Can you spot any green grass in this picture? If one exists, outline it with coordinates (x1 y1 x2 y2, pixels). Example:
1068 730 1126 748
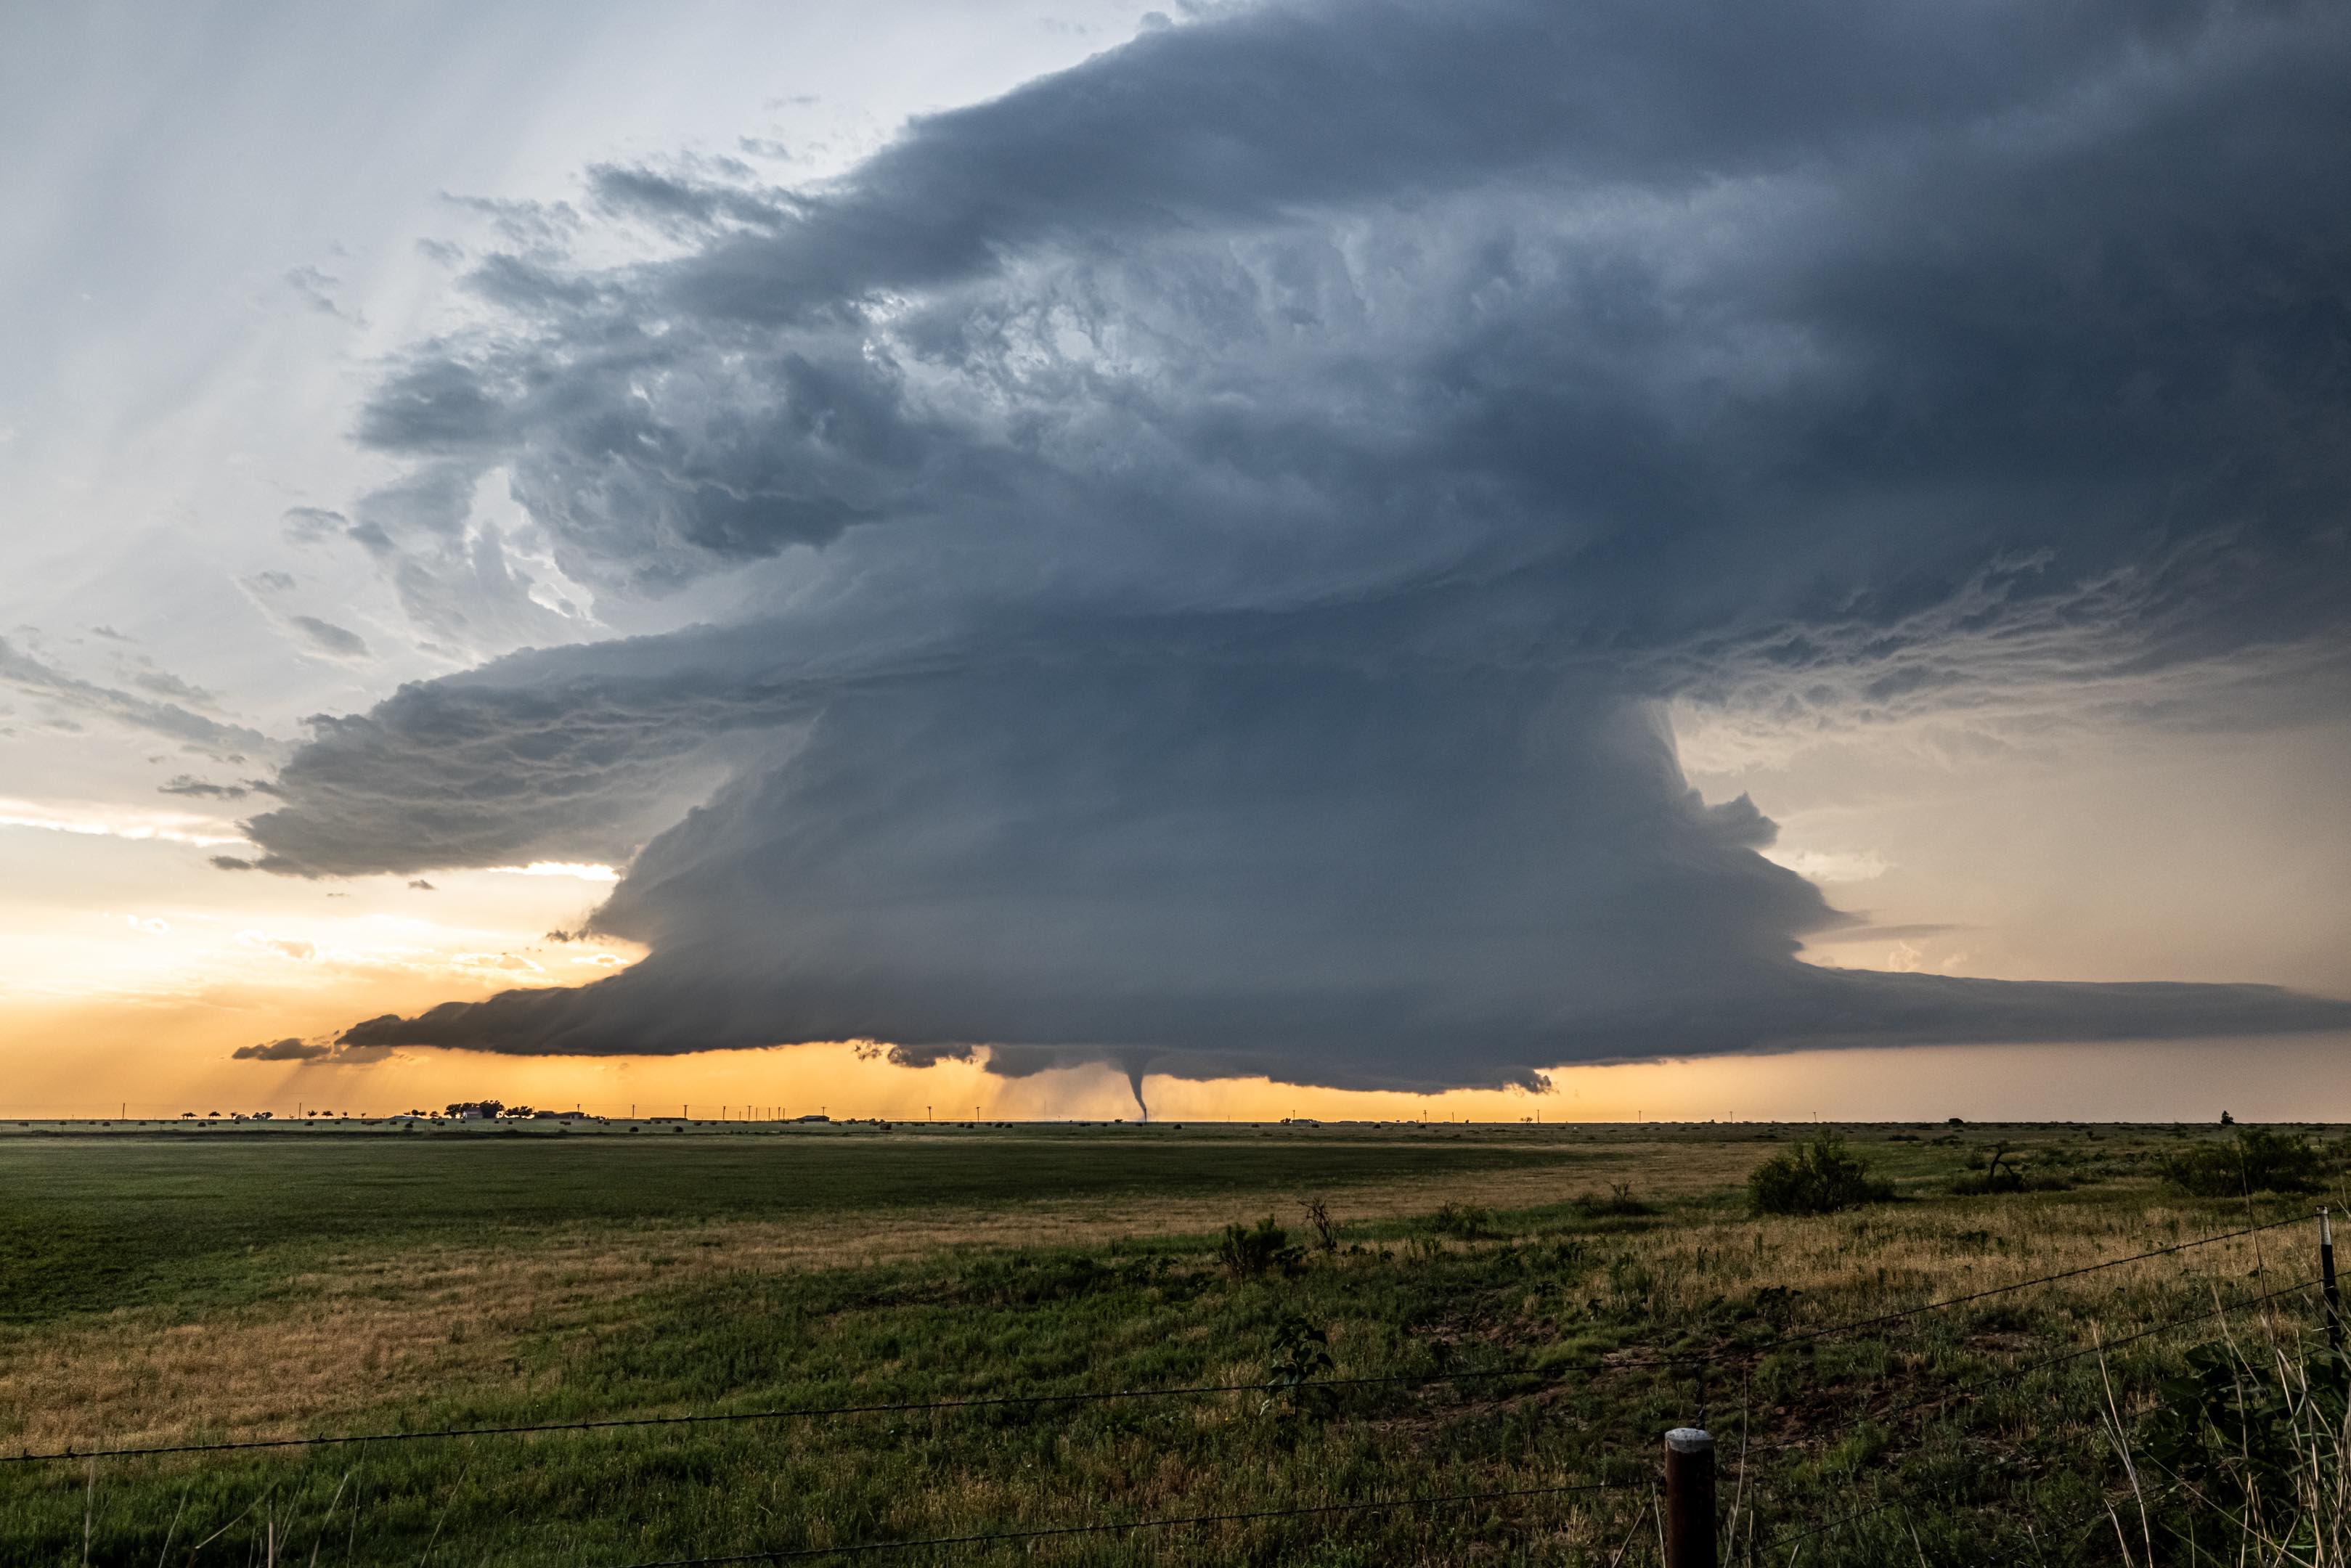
0 1129 1590 1324
0 1122 2339 1564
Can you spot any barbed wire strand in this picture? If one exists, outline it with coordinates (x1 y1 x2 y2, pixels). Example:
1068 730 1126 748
606 1477 1637 1567
9 1353 1701 1466
1761 1212 2303 1355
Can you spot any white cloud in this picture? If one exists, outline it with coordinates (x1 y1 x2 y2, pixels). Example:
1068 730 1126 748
0 797 248 849
488 862 622 883
236 931 319 960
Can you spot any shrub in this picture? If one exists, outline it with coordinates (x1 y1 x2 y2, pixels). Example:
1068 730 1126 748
1748 1134 1894 1215
1572 1182 1655 1217
1948 1140 2075 1196
1428 1201 1494 1238
1218 1215 1302 1278
1301 1197 1342 1251
2162 1128 2323 1197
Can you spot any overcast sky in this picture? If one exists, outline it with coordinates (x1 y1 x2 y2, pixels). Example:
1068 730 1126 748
5 0 2348 1121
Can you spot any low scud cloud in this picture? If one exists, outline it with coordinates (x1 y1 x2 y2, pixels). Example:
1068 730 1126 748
232 1037 327 1061
241 0 2351 1090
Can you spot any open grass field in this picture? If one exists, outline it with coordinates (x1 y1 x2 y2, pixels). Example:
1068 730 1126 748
2 1120 2342 1564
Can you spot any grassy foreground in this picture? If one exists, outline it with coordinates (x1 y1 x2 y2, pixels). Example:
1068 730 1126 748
0 1120 2338 1564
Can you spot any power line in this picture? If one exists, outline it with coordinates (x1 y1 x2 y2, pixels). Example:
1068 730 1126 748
608 1477 1637 1566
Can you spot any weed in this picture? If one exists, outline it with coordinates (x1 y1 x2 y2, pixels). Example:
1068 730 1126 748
1261 1313 1337 1423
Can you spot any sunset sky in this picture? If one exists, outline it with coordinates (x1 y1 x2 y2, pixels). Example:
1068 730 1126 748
4 0 2348 1123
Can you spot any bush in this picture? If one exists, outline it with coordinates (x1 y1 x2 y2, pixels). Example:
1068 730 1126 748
1948 1140 2074 1196
1748 1134 1894 1215
1427 1201 1494 1238
2163 1128 2323 1197
1572 1182 1655 1217
1218 1215 1303 1278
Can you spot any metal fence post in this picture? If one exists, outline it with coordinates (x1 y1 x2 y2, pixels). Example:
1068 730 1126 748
2323 1206 2341 1357
1665 1426 1716 1568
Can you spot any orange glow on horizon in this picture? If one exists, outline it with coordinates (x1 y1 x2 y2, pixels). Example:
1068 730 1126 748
11 1021 2351 1127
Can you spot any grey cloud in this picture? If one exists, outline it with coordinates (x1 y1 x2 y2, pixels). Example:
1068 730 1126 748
284 264 357 322
281 503 404 566
160 774 251 800
232 1037 330 1061
327 634 2351 1082
438 192 582 253
0 635 273 759
282 506 349 544
256 0 2351 1086
125 663 221 705
351 461 480 535
236 638 831 875
586 162 789 234
328 463 592 660
230 1034 388 1065
288 616 370 660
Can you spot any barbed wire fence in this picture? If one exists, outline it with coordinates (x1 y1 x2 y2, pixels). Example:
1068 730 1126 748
7 1208 2338 1565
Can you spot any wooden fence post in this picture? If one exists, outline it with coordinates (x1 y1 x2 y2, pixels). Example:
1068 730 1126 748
2323 1206 2341 1357
1664 1426 1716 1568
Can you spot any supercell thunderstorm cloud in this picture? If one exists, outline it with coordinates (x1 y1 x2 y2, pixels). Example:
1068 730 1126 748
235 0 2351 1091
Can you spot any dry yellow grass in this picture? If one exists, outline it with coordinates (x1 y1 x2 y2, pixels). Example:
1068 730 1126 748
0 1144 1746 1453
3 1135 2305 1461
